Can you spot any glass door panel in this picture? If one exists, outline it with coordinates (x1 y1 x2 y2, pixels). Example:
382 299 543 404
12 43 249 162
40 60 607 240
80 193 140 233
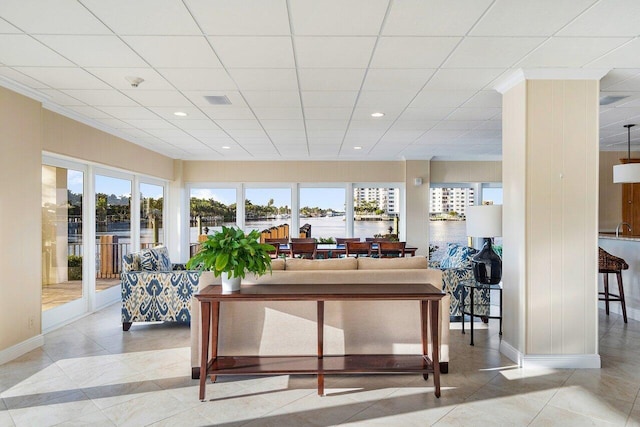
95 175 131 292
140 182 164 249
41 166 84 311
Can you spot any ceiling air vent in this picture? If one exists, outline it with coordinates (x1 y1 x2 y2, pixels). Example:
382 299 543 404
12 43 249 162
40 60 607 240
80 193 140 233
204 95 232 105
599 95 628 106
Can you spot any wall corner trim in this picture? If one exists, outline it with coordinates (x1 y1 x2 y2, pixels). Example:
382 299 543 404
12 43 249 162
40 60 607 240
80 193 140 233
494 68 611 94
0 334 45 365
522 354 601 369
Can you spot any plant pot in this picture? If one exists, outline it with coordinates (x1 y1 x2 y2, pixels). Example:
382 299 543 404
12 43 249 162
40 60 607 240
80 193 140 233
221 272 241 293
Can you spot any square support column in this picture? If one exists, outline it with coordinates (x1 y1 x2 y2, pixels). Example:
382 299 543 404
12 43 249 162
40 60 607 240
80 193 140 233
496 69 607 368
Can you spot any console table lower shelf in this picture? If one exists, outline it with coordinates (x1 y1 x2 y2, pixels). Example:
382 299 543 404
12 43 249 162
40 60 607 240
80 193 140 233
196 283 444 400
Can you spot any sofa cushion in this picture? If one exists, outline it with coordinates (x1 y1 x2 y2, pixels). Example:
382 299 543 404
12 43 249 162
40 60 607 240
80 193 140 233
357 256 427 270
140 246 172 271
439 243 477 269
271 258 285 270
285 257 357 271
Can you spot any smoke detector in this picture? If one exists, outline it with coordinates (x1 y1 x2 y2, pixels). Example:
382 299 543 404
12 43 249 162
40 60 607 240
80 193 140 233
125 76 144 88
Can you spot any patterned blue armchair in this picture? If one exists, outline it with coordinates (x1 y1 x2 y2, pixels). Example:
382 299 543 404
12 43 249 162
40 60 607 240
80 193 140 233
121 246 200 331
429 243 489 317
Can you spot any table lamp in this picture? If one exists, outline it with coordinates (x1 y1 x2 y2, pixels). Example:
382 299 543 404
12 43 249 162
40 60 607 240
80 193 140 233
466 204 502 284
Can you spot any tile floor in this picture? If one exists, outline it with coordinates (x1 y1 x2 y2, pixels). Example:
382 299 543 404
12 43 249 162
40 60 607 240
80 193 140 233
1 305 639 426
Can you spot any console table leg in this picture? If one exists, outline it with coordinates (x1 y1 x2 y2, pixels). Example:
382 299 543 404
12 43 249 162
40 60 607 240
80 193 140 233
430 299 441 398
318 301 324 396
199 301 211 401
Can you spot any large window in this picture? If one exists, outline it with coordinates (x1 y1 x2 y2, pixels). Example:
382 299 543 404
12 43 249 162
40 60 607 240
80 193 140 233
41 165 84 311
189 187 237 243
429 186 475 260
353 186 400 240
140 182 164 248
95 174 131 291
244 187 291 235
299 187 346 240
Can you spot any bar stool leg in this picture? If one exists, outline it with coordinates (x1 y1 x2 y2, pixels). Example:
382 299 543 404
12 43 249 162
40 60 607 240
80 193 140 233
616 271 628 323
603 273 610 315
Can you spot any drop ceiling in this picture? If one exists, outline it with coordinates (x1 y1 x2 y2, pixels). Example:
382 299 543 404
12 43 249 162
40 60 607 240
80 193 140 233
1 0 640 161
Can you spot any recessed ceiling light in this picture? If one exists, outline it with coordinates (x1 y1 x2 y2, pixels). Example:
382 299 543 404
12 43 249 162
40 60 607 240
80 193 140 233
222 146 231 149
173 111 188 117
371 112 385 118
354 146 362 150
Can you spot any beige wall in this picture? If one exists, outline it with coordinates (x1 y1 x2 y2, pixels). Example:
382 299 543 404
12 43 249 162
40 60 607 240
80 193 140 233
183 160 405 183
0 87 43 351
405 161 430 254
43 110 174 181
502 79 599 362
430 161 502 183
599 151 625 231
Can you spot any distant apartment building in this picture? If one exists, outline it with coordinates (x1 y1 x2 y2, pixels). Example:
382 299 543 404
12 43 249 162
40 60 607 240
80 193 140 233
354 187 399 215
430 187 475 216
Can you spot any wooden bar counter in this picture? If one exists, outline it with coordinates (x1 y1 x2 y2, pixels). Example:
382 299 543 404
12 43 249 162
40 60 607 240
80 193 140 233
196 283 445 400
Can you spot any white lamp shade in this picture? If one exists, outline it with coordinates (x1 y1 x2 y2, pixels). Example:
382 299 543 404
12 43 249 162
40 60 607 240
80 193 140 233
613 163 640 183
466 205 502 237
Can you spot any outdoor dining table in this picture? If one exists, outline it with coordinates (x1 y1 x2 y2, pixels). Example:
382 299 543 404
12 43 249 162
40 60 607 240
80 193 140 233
279 243 418 258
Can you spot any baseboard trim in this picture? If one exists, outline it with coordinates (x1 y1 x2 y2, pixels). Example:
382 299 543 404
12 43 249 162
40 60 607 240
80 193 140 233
0 334 44 365
499 341 600 369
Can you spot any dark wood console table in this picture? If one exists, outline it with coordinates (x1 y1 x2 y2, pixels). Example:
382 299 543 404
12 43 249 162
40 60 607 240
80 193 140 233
196 283 444 400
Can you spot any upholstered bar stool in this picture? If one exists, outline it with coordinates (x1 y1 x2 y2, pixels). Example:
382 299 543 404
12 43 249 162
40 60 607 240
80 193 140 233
598 247 628 323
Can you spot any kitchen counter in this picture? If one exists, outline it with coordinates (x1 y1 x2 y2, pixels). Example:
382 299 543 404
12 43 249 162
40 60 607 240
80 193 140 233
598 232 640 242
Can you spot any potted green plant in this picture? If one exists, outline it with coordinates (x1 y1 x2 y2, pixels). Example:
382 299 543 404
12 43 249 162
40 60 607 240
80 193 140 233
186 226 274 293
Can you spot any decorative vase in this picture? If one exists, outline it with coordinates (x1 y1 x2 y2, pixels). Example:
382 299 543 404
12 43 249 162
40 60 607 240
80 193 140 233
472 238 502 284
221 272 241 293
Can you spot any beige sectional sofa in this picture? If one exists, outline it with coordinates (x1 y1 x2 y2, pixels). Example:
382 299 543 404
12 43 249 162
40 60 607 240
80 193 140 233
190 256 450 378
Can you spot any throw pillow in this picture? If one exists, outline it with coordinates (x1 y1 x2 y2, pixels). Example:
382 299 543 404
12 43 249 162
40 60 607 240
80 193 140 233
439 243 477 269
140 246 172 271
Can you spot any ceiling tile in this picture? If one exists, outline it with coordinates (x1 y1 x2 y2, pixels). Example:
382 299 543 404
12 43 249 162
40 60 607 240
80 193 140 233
294 37 377 68
462 90 502 108
15 67 111 89
86 67 174 90
390 120 438 131
351 107 402 121
0 18 21 33
227 68 298 91
96 106 160 119
35 35 147 67
289 0 388 36
447 107 501 121
424 68 505 91
38 89 86 105
185 0 290 35
517 37 631 68
307 130 346 139
0 0 110 34
601 69 640 90
305 120 349 131
170 119 220 130
383 0 493 36
433 120 485 130
242 91 301 108
298 68 366 91
371 37 461 68
304 107 353 120
226 129 267 138
356 91 419 108
94 118 135 129
183 91 246 107
215 119 263 130
65 105 112 118
124 36 222 68
558 0 640 37
301 91 358 108
260 120 305 130
400 107 455 121
209 36 294 68
202 106 255 120
444 37 544 68
267 130 307 139
470 0 595 36
0 67 50 88
587 39 640 68
0 35 73 66
362 69 436 91
120 90 193 107
61 90 138 106
149 107 210 121
253 107 303 120
82 0 201 35
411 90 476 108
123 119 175 129
348 119 393 130
187 129 230 139
158 68 236 91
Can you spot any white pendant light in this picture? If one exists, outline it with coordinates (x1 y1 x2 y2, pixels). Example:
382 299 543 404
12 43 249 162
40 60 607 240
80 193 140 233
613 124 640 183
